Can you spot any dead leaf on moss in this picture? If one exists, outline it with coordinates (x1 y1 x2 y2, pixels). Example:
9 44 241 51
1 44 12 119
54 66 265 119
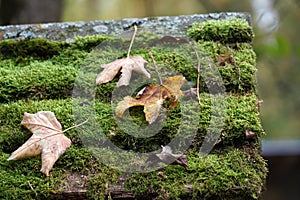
7 111 71 176
216 53 236 66
155 146 188 170
115 75 186 124
245 130 256 139
96 55 151 87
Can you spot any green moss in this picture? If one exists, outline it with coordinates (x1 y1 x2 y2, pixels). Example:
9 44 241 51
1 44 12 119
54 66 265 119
86 167 121 200
125 148 267 200
0 39 65 60
0 35 257 103
0 148 120 199
0 36 110 103
0 93 264 155
187 18 254 43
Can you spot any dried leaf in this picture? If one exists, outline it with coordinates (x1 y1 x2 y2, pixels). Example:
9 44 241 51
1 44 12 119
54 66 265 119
115 75 186 124
183 88 197 99
96 55 151 87
216 53 236 66
245 130 256 139
155 146 188 170
7 111 71 176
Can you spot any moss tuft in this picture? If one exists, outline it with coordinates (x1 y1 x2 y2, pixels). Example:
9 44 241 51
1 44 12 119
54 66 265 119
0 39 64 60
187 18 254 43
126 148 267 200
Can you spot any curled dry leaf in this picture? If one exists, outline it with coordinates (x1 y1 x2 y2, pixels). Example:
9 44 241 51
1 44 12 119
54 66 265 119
96 55 151 87
216 53 236 66
7 111 71 176
115 75 186 124
245 130 256 139
155 146 188 170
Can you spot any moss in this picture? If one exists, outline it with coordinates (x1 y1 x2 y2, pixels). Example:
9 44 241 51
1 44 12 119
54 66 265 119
86 167 121 200
0 36 257 103
125 148 267 200
187 18 254 43
0 148 120 200
0 39 65 60
0 36 110 103
0 93 264 155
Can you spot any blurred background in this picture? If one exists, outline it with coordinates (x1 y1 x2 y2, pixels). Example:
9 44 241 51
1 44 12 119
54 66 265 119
0 0 299 199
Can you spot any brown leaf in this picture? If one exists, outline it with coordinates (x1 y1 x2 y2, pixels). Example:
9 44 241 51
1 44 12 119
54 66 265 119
216 53 236 66
96 55 151 87
115 75 186 124
7 111 71 176
155 146 188 170
245 130 256 139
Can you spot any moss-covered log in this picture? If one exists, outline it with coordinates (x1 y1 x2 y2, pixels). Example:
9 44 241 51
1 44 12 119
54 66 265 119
0 13 267 199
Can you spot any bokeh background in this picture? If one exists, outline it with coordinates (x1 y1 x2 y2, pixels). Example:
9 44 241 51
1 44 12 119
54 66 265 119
0 0 299 199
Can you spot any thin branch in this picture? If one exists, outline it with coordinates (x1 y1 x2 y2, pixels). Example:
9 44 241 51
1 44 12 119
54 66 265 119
28 181 35 191
127 25 138 58
191 43 201 104
149 51 163 85
28 181 37 196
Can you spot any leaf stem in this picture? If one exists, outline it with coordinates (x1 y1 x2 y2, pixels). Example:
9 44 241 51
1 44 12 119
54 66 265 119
191 43 201 104
149 52 163 85
127 25 138 58
62 118 89 133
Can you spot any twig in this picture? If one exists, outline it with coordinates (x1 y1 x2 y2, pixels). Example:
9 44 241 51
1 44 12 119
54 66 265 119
191 43 201 104
127 25 138 58
28 181 37 196
28 181 34 191
149 52 163 85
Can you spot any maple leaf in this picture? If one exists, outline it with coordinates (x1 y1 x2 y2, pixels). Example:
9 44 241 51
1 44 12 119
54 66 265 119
115 75 186 124
96 25 151 87
96 55 151 87
7 111 71 176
